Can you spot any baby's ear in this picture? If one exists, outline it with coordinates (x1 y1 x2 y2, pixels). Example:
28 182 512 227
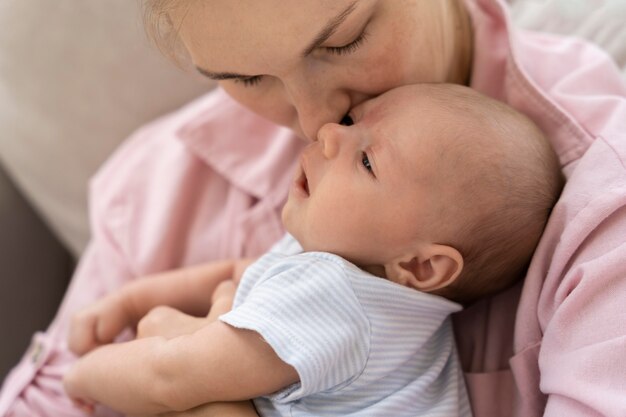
384 244 463 292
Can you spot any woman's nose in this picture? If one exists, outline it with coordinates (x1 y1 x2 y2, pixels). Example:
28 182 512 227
340 114 354 126
298 99 349 142
317 123 343 159
283 78 350 141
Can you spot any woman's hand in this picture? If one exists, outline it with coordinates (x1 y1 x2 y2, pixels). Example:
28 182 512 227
67 257 254 355
68 291 134 356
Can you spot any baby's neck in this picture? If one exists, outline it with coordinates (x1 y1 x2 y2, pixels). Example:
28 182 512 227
298 243 388 279
360 264 388 279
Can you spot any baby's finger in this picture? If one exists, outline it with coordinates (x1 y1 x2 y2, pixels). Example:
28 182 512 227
211 280 236 304
206 300 232 322
233 258 256 284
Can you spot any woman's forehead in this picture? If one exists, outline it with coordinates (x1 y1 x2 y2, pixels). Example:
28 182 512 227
176 0 362 71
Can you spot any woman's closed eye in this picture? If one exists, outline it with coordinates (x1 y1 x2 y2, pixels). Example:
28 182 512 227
234 76 263 87
233 25 370 88
326 31 368 56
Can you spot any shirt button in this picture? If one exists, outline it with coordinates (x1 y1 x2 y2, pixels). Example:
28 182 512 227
30 340 43 365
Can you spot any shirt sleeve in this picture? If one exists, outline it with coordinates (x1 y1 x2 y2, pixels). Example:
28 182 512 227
539 192 626 417
219 254 371 402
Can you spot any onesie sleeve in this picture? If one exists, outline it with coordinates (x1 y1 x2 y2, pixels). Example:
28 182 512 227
219 254 371 402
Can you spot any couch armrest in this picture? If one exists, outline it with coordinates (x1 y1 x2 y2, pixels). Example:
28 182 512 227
0 162 75 381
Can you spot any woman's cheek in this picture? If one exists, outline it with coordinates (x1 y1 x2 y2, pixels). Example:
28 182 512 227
219 81 263 113
378 3 448 85
354 22 421 91
220 81 296 131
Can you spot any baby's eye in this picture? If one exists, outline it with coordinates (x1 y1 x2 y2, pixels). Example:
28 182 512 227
362 152 374 175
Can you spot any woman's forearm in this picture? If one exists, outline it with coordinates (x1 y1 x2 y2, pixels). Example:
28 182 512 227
122 260 236 322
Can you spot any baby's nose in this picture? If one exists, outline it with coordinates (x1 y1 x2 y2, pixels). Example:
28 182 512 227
318 123 342 159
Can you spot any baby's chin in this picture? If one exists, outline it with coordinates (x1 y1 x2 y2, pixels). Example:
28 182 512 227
284 230 322 254
281 206 298 237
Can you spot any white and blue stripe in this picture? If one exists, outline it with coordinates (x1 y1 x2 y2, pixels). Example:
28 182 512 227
220 234 471 417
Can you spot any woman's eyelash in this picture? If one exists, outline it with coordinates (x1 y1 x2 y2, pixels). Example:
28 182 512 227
234 31 369 87
326 31 368 56
235 76 263 87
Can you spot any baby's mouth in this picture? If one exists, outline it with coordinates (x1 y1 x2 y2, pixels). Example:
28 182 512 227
296 163 310 196
293 155 310 197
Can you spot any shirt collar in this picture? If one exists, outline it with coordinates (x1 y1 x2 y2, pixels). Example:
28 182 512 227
466 0 593 168
176 88 306 201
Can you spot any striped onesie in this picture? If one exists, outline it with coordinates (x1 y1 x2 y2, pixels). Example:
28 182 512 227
220 234 471 417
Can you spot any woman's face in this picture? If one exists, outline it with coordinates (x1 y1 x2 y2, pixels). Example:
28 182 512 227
174 0 467 141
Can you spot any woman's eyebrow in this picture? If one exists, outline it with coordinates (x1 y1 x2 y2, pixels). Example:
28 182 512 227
301 1 359 57
195 67 250 81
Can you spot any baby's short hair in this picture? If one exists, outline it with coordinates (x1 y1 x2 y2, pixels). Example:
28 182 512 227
416 84 564 305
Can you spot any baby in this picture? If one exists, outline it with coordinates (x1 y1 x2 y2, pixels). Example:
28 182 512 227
63 84 563 416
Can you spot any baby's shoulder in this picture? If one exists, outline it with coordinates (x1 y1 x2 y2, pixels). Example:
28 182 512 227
257 250 356 280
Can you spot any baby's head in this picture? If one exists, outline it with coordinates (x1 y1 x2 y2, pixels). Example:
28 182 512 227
282 83 563 304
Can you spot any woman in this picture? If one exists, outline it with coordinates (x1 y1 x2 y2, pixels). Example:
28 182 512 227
1 0 625 416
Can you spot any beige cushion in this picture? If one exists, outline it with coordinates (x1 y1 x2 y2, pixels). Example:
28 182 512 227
0 1 210 256
508 0 626 77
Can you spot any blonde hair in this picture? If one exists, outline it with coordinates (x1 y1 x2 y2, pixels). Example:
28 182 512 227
142 0 190 64
142 0 472 72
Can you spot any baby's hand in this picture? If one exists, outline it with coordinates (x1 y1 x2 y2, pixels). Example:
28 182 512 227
68 292 133 356
136 306 207 339
233 258 256 284
205 280 237 322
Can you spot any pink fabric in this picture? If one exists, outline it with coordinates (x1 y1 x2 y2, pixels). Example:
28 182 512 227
0 91 305 417
454 1 626 416
1 0 625 416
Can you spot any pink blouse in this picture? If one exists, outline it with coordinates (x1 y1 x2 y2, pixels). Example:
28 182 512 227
1 0 625 416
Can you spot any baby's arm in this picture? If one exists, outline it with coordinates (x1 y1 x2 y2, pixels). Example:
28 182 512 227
137 281 260 417
64 319 298 415
158 401 260 417
69 259 254 355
